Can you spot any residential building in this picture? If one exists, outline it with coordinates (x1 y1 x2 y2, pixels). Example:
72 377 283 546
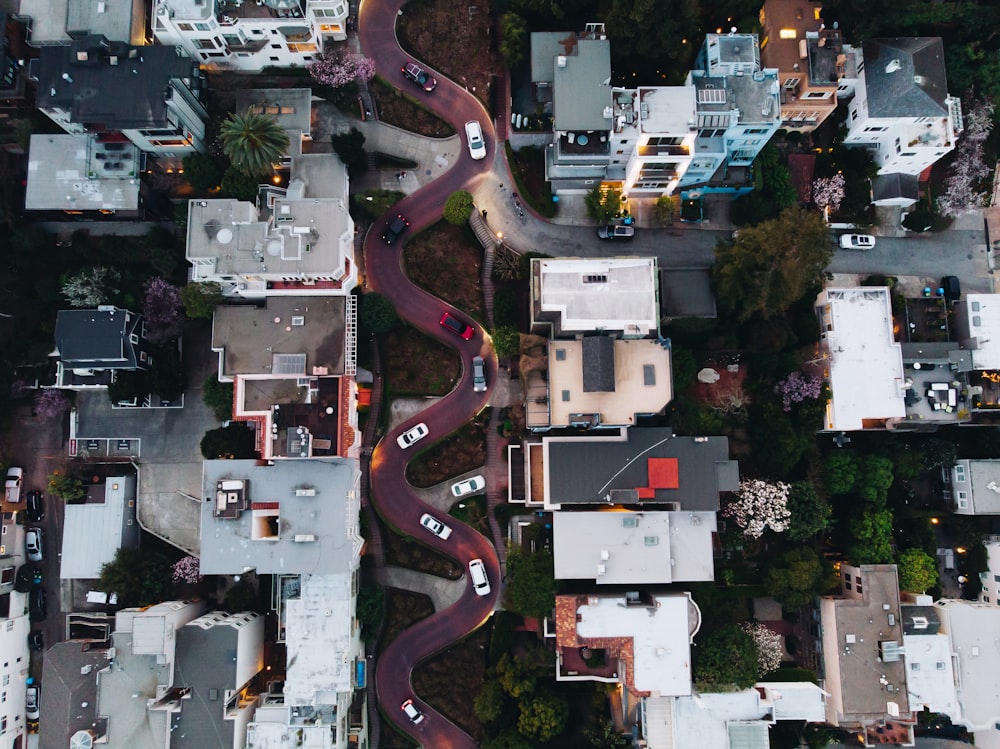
511 427 739 509
552 510 717 584
978 536 1000 604
53 306 151 389
0 524 28 749
60 471 138 580
211 296 359 459
871 173 920 207
949 459 1000 514
25 134 141 213
186 153 356 298
841 37 962 176
0 14 35 118
553 592 700 697
234 88 313 154
758 0 843 133
19 0 146 45
899 602 961 719
814 564 915 739
680 33 781 192
34 36 207 168
152 0 347 72
953 293 1000 370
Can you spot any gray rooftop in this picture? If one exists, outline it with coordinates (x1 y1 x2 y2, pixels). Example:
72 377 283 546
26 134 140 212
551 37 612 131
900 604 941 635
20 0 143 43
97 631 171 749
531 31 575 83
35 38 201 129
55 307 140 368
967 460 1000 514
171 622 240 749
863 38 950 118
872 173 920 203
212 297 347 377
693 72 780 125
544 428 738 510
61 473 138 579
235 88 312 138
582 336 615 393
38 642 109 749
199 459 362 575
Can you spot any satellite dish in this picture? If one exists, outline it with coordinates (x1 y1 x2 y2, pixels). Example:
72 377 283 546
216 228 233 244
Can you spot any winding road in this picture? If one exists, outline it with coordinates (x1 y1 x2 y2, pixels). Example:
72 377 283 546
358 0 502 746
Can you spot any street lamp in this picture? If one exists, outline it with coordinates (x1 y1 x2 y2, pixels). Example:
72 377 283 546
496 231 504 247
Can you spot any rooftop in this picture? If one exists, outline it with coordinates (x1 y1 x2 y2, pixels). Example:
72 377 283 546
552 510 716 584
55 306 140 368
60 473 138 579
816 288 906 431
26 134 140 212
900 605 959 718
199 459 362 576
551 37 612 132
541 428 738 510
759 0 844 86
673 690 774 749
247 702 338 749
212 297 347 378
964 460 1000 514
691 71 781 126
936 599 1000 732
235 88 312 139
38 641 110 749
959 294 1000 370
20 0 144 44
863 38 950 118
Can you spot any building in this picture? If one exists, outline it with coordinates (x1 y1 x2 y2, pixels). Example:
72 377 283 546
899 602 961 719
19 0 146 46
949 460 1000 514
234 88 313 154
552 510 716 584
841 37 962 176
211 296 359 459
186 154 356 298
152 0 347 72
978 536 1000 604
60 471 138 579
0 14 35 118
953 293 1000 370
553 592 700 697
34 37 207 167
815 564 915 738
758 0 844 133
53 306 151 389
0 524 29 749
512 427 739 510
25 134 141 213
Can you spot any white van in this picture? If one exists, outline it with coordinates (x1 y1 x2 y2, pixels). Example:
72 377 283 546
468 558 491 596
465 120 487 160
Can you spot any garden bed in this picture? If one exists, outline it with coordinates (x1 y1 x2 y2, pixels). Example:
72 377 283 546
405 421 486 487
370 77 455 138
448 494 490 537
382 327 460 396
402 221 484 321
381 521 462 580
412 626 489 741
506 144 557 218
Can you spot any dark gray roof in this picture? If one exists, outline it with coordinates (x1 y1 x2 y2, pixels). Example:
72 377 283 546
171 624 239 749
901 604 941 635
582 336 615 392
872 173 919 202
863 38 949 118
35 37 200 128
39 642 109 749
546 428 738 509
55 307 140 368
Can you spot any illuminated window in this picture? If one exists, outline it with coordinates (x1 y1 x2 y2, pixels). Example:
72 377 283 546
779 28 797 39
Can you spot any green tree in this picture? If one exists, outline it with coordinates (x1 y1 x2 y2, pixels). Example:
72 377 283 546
824 452 858 495
693 624 759 691
922 438 957 470
653 195 675 225
496 653 537 698
200 423 259 459
356 584 385 643
517 689 569 743
493 325 521 358
766 547 830 610
443 190 475 225
351 189 404 221
220 167 260 201
220 109 289 177
897 548 939 593
849 510 895 565
485 728 536 749
474 679 507 724
504 546 556 619
48 471 86 501
856 455 895 510
584 185 621 223
585 718 630 748
182 152 222 191
358 292 398 335
180 282 224 319
499 12 528 68
98 547 173 607
670 345 698 392
330 127 367 177
203 375 234 421
712 207 833 321
786 481 831 541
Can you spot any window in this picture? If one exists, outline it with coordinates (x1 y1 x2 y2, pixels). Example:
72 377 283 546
194 21 214 31
561 390 570 402
178 22 194 31
643 364 656 386
955 464 966 480
895 138 901 154
779 29 797 39
803 90 832 99
195 37 216 49
288 43 318 52
616 150 624 155
643 535 659 546
911 663 920 671
958 491 968 500
270 56 280 61
647 136 684 146
783 77 801 89
271 43 282 49
865 126 887 132
851 110 858 121
744 127 768 134
555 348 566 361
140 351 148 363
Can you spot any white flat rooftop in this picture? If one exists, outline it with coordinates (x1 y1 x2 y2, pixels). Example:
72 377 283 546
937 600 1000 731
902 631 960 718
674 690 771 749
817 287 905 430
963 294 1000 369
26 134 140 212
637 86 698 134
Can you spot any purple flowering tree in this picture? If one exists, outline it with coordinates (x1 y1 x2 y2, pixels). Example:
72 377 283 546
938 95 995 218
774 371 825 412
723 479 791 539
308 52 377 88
35 390 71 420
812 173 846 212
172 555 202 584
143 277 183 342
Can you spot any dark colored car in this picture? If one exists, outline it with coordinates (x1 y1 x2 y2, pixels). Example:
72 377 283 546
26 490 44 522
439 311 474 340
29 588 46 622
27 630 44 652
382 214 410 245
942 276 961 302
401 61 437 92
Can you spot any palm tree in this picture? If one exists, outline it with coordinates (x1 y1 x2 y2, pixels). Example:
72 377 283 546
219 109 290 177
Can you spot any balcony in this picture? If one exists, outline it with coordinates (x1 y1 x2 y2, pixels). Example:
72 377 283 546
637 144 690 158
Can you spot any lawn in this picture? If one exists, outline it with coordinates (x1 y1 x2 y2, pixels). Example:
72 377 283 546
405 421 486 487
383 326 460 396
412 626 489 742
449 493 490 538
370 76 455 138
402 221 484 322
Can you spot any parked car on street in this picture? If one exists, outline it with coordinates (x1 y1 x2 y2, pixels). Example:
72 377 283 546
468 558 491 596
4 466 22 504
26 490 44 522
465 120 487 160
439 311 474 340
396 423 429 449
471 356 487 392
25 685 39 721
401 698 425 724
27 631 44 652
597 225 635 240
25 528 43 563
382 214 410 245
451 475 485 497
29 588 46 622
401 61 437 92
839 233 876 250
419 513 452 540
942 276 961 302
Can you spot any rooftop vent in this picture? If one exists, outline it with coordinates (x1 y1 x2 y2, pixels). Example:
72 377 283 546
291 315 305 326
885 59 902 74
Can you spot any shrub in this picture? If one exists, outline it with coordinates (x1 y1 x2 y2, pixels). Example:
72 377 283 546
443 190 475 225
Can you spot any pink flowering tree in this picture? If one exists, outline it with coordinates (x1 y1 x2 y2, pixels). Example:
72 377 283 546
774 371 825 412
812 173 846 211
143 277 183 342
308 52 377 88
35 390 71 420
172 555 202 584
938 95 995 218
740 622 783 675
723 479 791 538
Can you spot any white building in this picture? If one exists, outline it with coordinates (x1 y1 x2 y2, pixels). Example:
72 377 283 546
953 293 1000 369
152 0 347 72
19 0 146 46
0 525 28 749
815 287 906 431
978 536 1000 604
899 602 961 720
949 460 1000 515
841 38 963 176
26 134 141 213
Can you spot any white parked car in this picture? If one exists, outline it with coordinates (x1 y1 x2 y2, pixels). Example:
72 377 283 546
451 475 485 497
396 423 429 449
465 120 487 160
25 685 39 721
419 513 453 540
839 233 875 250
25 527 43 563
468 558 491 596
471 356 487 393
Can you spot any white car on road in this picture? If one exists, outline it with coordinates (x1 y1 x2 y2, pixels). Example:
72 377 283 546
465 120 487 160
396 423 429 449
451 475 485 497
839 233 875 250
419 513 453 540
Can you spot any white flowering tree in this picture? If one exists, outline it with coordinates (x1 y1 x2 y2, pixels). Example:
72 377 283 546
61 266 120 307
938 95 995 218
812 173 846 212
723 479 791 538
741 622 783 676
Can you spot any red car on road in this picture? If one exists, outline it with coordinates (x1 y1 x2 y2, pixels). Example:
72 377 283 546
439 311 474 340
